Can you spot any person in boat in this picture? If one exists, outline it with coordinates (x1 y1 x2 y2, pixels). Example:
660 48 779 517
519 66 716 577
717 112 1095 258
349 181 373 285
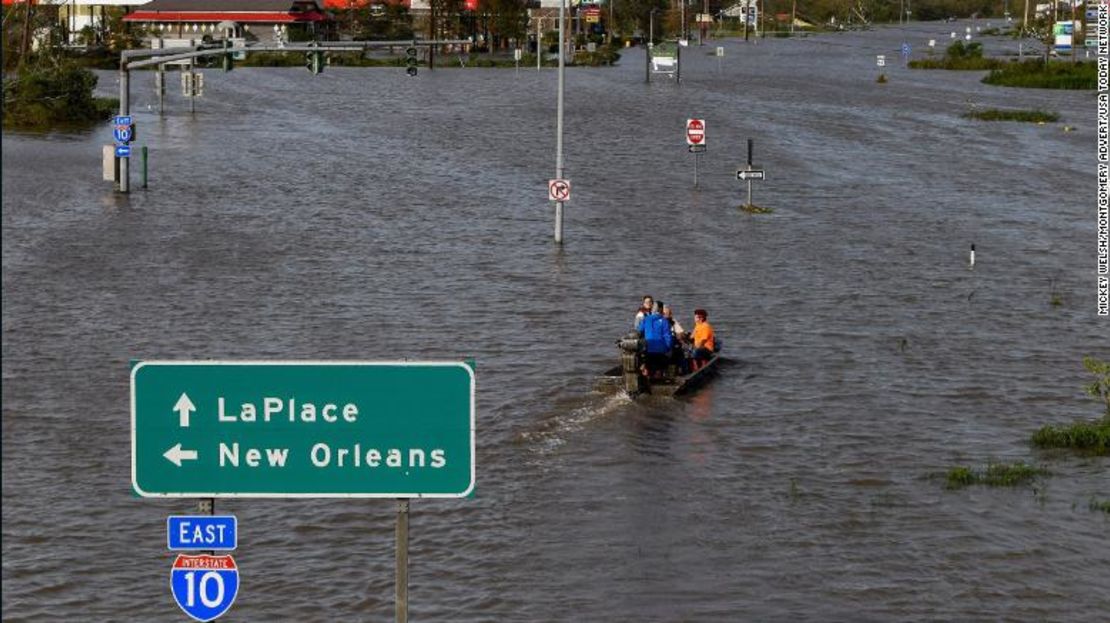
634 295 654 331
639 301 674 377
690 308 716 371
662 304 690 374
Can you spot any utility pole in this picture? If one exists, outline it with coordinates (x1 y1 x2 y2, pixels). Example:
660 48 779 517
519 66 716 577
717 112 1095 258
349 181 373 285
608 0 614 45
681 0 686 41
791 0 796 34
1022 0 1029 36
19 0 34 68
1070 0 1076 63
701 0 708 43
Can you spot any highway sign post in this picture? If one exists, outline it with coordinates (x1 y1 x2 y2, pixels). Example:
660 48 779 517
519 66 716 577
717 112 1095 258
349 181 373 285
131 361 475 498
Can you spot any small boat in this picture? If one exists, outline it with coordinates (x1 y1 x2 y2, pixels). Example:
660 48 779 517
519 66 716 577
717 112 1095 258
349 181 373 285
602 333 722 397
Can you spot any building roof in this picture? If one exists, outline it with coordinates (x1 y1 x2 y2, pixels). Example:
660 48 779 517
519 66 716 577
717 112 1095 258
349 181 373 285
129 0 320 11
123 0 328 22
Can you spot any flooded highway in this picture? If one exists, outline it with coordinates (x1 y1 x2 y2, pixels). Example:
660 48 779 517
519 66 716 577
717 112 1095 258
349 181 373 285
3 21 1107 621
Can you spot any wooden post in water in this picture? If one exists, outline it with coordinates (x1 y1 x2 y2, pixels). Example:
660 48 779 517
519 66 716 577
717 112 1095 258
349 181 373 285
142 146 148 189
395 499 410 623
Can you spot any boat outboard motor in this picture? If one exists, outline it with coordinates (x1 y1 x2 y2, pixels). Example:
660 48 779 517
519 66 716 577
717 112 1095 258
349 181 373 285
618 332 646 395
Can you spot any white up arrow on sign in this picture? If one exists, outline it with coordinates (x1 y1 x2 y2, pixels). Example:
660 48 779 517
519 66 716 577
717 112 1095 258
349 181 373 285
164 443 198 467
173 393 196 428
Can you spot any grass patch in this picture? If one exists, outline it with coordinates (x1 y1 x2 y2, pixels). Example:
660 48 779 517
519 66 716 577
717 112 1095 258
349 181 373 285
963 108 1059 122
740 204 774 214
1090 498 1110 514
945 462 1048 489
982 60 1097 89
1031 416 1110 456
876 73 888 83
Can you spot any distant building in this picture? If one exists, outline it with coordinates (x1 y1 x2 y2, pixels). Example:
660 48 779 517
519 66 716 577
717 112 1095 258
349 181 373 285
122 0 331 42
1 0 150 44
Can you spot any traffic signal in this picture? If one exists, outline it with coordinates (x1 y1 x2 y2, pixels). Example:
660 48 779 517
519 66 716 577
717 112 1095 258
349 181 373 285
405 46 418 76
305 50 324 75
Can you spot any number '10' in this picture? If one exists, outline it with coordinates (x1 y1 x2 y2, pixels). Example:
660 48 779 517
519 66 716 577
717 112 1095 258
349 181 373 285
183 571 225 608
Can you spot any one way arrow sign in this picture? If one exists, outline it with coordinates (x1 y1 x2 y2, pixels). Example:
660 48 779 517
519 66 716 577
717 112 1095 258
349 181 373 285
737 169 765 180
173 393 196 428
164 443 198 467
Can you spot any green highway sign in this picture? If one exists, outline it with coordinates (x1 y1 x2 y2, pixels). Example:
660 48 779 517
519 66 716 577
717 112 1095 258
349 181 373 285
131 361 475 498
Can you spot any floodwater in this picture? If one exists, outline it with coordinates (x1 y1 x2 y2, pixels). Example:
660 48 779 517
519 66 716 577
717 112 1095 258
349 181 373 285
3 21 1107 621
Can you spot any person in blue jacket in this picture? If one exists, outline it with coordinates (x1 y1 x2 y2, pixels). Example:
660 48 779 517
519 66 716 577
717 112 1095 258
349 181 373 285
639 301 674 377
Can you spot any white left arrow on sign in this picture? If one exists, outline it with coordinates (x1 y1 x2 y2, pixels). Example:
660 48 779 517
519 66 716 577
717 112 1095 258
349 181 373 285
164 443 199 467
173 392 196 428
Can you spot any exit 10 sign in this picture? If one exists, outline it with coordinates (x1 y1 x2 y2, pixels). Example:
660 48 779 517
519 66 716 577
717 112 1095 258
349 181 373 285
131 361 475 498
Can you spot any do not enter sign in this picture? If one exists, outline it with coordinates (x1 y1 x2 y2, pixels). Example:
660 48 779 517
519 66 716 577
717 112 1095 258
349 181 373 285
686 119 705 146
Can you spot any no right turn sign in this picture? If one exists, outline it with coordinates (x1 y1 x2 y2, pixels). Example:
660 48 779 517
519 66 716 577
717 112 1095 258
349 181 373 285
548 179 571 202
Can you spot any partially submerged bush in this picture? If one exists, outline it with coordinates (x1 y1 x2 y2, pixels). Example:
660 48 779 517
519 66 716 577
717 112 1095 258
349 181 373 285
910 40 1005 70
1031 416 1110 455
983 60 1097 89
963 108 1059 122
945 462 1048 489
3 63 115 129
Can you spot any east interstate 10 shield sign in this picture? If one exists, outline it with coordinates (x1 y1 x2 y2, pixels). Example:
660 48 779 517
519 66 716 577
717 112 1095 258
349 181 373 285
170 554 239 622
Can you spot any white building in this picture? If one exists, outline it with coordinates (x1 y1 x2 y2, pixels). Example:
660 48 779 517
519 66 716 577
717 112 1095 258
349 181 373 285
53 0 152 43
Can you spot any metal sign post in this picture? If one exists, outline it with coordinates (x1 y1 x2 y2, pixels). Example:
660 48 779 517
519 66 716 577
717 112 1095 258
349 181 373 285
396 499 409 623
554 0 567 244
736 138 768 207
686 119 706 188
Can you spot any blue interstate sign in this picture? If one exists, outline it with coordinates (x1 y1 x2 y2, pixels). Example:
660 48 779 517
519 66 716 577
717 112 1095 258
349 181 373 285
171 554 239 622
114 115 132 125
168 516 237 551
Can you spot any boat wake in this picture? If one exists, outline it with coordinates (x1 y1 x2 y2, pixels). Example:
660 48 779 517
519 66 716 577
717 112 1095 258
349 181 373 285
516 390 634 454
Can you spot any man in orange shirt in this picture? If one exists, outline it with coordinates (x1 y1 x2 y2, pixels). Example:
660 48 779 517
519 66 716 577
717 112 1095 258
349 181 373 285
690 308 716 370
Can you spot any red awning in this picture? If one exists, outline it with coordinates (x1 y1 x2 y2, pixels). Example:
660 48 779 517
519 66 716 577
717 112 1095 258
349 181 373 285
123 10 329 23
321 0 372 7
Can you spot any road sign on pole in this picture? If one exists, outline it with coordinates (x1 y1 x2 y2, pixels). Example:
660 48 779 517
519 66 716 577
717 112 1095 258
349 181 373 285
548 179 571 202
131 361 476 498
737 169 765 180
876 54 886 67
686 118 705 146
115 145 132 158
171 554 238 622
168 516 238 551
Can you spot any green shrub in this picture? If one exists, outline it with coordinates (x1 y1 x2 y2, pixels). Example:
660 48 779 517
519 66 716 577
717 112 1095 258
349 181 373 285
983 60 1097 89
3 63 112 129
